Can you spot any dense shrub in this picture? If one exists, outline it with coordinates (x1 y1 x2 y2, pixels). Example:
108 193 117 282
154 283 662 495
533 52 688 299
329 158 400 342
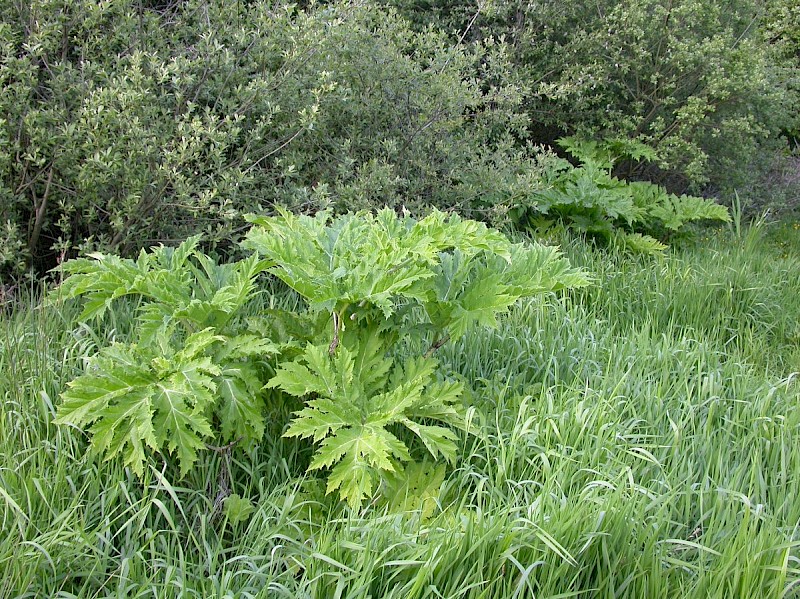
1 0 323 276
392 0 798 193
0 0 529 280
4 0 793 282
766 0 800 145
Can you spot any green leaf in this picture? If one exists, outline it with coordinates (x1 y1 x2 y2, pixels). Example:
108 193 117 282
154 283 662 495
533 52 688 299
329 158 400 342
88 388 158 476
309 425 407 472
621 232 668 254
427 244 591 340
267 343 348 398
242 209 590 510
224 494 255 524
648 193 731 231
383 461 447 520
447 273 515 339
57 345 160 476
216 334 281 360
284 397 358 442
326 452 376 511
266 361 321 397
151 376 215 477
559 136 657 168
56 339 219 477
274 338 461 508
497 244 593 296
372 356 438 421
215 364 266 443
407 380 465 427
51 235 266 335
401 421 459 463
243 209 515 318
348 326 393 397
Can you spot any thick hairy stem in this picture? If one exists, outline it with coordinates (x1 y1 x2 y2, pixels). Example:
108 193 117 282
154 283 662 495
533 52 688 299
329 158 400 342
329 310 341 355
424 334 450 358
206 436 242 519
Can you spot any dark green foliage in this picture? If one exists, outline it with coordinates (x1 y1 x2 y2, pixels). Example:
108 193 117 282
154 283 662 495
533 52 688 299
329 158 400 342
0 0 531 281
3 0 784 281
766 0 800 145
392 0 798 193
509 138 731 251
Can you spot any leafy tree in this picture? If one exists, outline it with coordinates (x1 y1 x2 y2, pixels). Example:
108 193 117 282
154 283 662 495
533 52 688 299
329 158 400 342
391 0 797 193
0 0 529 281
765 0 800 144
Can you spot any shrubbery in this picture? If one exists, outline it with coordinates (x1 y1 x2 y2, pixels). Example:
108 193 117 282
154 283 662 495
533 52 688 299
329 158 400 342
0 0 529 280
1 0 794 282
394 0 798 192
766 0 800 144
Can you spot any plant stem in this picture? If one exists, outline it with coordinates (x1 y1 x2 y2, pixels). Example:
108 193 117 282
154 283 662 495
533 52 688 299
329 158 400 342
424 333 450 358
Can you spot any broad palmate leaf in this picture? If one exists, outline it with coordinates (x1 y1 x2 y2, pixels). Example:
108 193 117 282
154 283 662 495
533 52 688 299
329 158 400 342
51 236 270 332
243 207 510 317
269 342 464 509
647 193 731 231
427 245 591 340
56 330 222 476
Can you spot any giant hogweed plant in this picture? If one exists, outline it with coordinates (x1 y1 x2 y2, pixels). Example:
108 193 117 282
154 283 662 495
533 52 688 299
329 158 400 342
53 209 590 509
243 208 590 507
511 137 731 252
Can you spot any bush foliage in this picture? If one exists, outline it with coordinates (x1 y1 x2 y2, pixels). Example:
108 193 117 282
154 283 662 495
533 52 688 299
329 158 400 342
393 0 798 191
1 0 795 281
0 0 527 279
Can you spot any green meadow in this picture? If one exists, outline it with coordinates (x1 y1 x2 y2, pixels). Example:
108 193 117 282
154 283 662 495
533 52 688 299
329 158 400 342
1 219 798 598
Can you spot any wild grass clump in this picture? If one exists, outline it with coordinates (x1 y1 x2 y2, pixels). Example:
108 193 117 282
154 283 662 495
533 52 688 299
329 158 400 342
1 221 799 598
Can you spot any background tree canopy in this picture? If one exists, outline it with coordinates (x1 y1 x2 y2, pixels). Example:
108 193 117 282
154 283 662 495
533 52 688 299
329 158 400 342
0 0 797 280
392 0 798 187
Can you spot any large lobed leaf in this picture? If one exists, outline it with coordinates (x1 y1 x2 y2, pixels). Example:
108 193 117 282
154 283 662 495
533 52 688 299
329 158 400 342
248 209 590 508
647 193 731 231
56 331 221 476
426 244 591 340
51 236 270 330
53 209 591 499
245 208 590 343
271 340 465 509
243 208 511 317
514 138 730 248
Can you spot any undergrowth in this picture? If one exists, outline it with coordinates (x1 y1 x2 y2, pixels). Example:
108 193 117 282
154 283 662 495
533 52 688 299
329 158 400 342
1 220 799 598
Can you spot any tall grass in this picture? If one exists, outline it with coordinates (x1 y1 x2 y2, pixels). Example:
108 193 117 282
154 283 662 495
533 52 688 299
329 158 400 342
1 222 798 598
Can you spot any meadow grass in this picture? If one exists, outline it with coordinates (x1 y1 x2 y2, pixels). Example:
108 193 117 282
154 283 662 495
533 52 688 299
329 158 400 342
1 221 798 598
